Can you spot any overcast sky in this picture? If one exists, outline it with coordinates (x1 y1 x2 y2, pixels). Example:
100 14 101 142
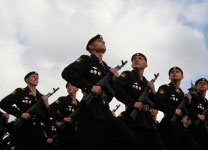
1 0 208 120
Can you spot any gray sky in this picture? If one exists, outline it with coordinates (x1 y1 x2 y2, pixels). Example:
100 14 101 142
1 0 208 120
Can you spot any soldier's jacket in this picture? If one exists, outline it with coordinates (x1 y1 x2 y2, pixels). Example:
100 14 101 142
154 82 186 128
62 54 114 121
115 70 155 129
187 92 208 128
0 86 49 138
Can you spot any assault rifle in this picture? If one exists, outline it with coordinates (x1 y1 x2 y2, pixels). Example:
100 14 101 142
58 60 128 130
130 73 159 121
13 87 59 129
171 81 197 125
84 60 128 107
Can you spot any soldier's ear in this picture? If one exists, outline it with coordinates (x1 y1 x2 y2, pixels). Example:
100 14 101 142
145 63 148 68
181 75 184 80
88 44 94 51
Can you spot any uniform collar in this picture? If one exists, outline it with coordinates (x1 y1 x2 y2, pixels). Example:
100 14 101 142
91 54 107 67
24 86 42 97
131 70 147 82
168 82 183 95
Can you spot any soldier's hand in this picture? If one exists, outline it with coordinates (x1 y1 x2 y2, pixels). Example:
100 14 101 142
41 95 49 109
21 113 31 120
2 113 9 124
134 102 143 111
185 93 192 104
197 114 205 121
11 146 15 150
110 68 119 81
112 111 116 117
147 82 156 94
63 117 72 124
47 138 54 144
175 109 182 116
91 85 101 95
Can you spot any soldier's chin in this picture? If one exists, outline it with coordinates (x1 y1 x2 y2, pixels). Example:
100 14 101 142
96 49 106 54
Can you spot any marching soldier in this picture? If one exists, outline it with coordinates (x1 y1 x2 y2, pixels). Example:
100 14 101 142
49 83 79 150
62 34 135 150
154 67 201 150
0 71 50 150
186 78 208 150
115 53 166 150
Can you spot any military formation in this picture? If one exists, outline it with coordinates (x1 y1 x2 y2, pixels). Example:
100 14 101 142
0 34 208 150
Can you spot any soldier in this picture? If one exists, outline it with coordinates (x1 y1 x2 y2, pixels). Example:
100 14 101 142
0 71 50 150
186 78 208 150
115 53 166 150
62 34 135 150
154 67 201 150
49 83 79 150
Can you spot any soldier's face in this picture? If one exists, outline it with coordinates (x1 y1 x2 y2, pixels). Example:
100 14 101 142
169 69 183 81
26 74 39 86
89 38 106 53
196 81 208 92
67 84 78 95
131 56 147 70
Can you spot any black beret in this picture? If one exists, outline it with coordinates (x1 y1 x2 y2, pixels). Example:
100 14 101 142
131 53 147 62
168 66 183 75
86 34 103 51
195 78 208 86
24 71 38 82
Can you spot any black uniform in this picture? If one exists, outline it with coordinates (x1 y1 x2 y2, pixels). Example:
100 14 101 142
115 70 166 150
155 83 201 150
0 87 49 150
50 95 79 150
62 54 135 150
44 118 59 150
187 92 208 150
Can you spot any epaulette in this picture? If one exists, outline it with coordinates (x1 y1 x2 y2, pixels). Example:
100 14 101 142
55 99 60 104
119 71 130 78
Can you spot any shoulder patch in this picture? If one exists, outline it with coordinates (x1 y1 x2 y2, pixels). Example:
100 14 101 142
120 73 127 78
11 91 16 95
159 89 165 95
75 57 82 63
55 99 60 104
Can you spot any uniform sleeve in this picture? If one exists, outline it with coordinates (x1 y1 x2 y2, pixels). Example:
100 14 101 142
154 86 176 115
0 88 23 117
62 55 93 92
50 98 65 122
115 71 135 107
